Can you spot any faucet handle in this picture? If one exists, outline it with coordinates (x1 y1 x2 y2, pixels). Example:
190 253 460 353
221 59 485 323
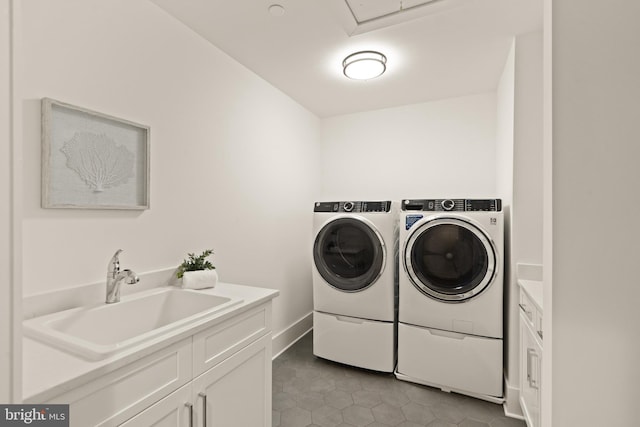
108 249 124 275
122 269 140 285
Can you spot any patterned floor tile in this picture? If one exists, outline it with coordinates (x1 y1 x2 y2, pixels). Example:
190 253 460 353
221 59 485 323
273 332 526 427
372 402 407 425
342 405 375 426
402 402 436 425
352 389 383 408
325 389 355 410
489 416 529 427
280 407 312 427
429 402 466 424
312 405 343 427
459 419 491 427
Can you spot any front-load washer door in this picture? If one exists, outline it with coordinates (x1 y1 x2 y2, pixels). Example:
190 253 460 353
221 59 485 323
405 217 496 302
314 216 386 292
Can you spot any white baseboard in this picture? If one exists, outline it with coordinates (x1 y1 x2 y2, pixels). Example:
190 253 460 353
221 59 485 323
272 312 313 359
503 379 524 419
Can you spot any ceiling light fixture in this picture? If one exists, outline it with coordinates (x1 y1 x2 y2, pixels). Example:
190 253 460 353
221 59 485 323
342 51 387 80
268 4 285 17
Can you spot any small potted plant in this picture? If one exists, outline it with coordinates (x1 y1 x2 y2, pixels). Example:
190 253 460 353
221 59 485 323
177 249 218 289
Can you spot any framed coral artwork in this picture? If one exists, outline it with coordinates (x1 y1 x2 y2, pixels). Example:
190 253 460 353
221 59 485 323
41 98 150 210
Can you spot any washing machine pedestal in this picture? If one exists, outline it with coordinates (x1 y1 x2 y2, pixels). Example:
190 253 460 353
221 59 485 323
313 311 395 372
396 322 503 402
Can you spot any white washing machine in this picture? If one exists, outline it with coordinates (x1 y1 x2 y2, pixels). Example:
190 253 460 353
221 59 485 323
312 200 397 372
396 198 504 402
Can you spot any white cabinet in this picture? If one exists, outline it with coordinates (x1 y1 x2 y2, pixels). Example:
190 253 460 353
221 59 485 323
192 334 272 427
122 334 271 427
519 283 543 427
47 301 273 427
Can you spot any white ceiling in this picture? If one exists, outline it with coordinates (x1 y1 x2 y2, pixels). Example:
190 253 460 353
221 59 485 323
150 0 542 118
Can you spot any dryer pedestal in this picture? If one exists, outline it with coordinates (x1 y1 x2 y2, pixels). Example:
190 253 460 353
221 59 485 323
313 311 395 372
396 322 503 402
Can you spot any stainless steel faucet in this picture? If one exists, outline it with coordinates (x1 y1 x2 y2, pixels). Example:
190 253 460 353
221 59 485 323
106 249 139 303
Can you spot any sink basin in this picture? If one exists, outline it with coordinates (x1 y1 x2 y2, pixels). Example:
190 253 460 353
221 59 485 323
23 287 243 360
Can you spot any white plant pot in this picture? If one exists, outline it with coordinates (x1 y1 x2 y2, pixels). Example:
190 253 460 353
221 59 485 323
182 269 218 289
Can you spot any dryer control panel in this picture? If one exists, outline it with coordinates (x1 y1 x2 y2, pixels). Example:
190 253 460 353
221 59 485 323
314 201 392 213
402 199 502 212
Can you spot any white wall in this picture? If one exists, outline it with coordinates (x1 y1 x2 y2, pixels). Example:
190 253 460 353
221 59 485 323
496 43 515 211
320 93 497 200
551 1 640 426
541 1 552 424
513 34 543 268
499 32 544 413
1 0 22 403
21 0 320 340
495 39 515 406
1 0 12 403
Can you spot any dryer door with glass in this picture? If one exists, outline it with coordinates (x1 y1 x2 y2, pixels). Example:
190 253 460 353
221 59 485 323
313 216 386 292
404 217 496 302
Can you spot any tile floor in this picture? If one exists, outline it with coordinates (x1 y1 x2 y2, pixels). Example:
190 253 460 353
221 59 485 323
272 332 525 427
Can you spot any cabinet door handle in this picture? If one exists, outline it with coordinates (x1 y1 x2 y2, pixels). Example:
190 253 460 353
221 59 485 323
526 347 532 384
531 349 540 390
527 348 540 390
199 392 207 426
185 402 193 427
335 315 364 324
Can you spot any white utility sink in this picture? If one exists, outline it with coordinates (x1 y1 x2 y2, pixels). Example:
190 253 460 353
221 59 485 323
23 287 243 361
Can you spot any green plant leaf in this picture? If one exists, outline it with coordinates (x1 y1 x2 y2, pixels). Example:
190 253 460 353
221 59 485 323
177 249 215 278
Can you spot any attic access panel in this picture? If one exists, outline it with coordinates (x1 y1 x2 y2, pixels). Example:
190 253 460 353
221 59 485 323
333 0 471 35
345 0 441 24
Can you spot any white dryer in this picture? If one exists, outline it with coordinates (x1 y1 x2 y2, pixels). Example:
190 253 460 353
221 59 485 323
396 198 504 401
312 201 397 372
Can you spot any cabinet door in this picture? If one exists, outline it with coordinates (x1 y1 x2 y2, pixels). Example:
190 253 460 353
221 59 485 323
119 383 192 427
192 334 272 427
520 313 542 427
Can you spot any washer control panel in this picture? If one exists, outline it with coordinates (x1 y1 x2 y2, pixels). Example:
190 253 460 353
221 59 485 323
314 201 392 213
402 199 502 212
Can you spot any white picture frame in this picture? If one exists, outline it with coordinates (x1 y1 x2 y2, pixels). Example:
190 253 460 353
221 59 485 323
41 98 150 210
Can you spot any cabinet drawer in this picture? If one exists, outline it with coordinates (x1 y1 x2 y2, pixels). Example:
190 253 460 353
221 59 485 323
193 302 271 376
119 383 191 427
48 339 192 427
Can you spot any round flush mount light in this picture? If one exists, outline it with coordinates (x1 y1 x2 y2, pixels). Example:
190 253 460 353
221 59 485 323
268 4 285 16
342 51 387 80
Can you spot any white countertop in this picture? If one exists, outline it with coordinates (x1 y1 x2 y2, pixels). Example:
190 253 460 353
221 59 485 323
518 279 543 312
22 282 278 403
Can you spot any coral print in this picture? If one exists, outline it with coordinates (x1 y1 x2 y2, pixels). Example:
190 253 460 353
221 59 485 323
60 131 135 192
